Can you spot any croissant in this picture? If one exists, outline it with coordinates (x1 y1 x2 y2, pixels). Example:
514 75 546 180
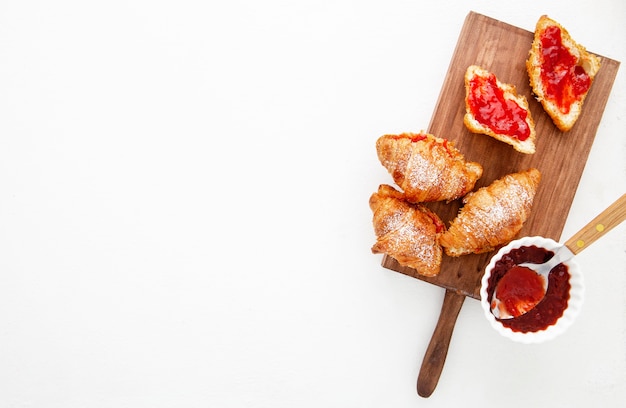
527 15 601 132
464 65 537 154
376 132 483 203
369 184 445 277
439 168 541 256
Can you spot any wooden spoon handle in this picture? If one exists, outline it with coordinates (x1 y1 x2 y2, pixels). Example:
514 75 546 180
564 193 626 255
417 289 465 398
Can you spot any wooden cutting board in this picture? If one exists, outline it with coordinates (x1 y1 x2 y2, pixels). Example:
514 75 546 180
380 11 620 397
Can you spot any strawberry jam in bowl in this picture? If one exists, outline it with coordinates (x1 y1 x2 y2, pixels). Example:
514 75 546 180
480 236 584 344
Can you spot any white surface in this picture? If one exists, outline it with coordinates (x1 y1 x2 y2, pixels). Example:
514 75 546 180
1 1 624 407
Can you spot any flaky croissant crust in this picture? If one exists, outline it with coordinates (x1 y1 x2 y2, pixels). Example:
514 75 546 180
439 168 541 256
369 184 445 277
376 132 483 203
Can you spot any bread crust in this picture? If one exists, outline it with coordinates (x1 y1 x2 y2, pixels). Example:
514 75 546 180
439 168 541 256
526 15 601 132
376 132 483 203
369 184 445 276
464 65 536 154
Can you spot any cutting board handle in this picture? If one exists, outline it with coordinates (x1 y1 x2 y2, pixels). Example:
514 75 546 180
417 289 465 398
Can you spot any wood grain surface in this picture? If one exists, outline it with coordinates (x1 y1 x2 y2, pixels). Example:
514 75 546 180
382 11 620 300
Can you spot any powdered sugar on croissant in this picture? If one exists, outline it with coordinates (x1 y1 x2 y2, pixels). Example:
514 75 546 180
439 168 541 256
376 132 483 203
369 184 445 277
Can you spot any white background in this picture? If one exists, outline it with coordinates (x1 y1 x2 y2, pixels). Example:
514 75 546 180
1 1 625 407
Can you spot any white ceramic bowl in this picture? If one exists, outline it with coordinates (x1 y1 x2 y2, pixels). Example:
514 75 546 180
480 236 584 344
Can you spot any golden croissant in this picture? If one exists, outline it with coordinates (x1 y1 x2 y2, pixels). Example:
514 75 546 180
439 168 541 256
376 132 483 203
369 184 445 277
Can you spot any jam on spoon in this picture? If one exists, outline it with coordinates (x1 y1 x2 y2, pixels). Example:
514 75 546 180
490 193 626 323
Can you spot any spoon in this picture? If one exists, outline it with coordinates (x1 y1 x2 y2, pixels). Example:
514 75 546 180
491 193 626 320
